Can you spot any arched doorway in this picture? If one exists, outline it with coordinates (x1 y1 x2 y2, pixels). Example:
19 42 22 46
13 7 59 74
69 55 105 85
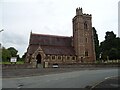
36 54 41 64
81 57 83 63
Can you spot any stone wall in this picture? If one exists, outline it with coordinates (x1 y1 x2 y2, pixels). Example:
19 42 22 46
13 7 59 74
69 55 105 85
1 63 119 69
47 63 119 68
2 63 33 69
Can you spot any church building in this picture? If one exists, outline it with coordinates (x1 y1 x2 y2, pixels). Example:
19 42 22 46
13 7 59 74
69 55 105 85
25 8 96 68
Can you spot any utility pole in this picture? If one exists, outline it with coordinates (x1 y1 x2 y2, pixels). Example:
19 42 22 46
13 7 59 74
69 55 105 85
0 29 4 48
0 29 4 62
0 29 4 32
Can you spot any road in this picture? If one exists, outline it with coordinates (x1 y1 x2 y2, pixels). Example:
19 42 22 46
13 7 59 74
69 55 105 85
2 68 119 88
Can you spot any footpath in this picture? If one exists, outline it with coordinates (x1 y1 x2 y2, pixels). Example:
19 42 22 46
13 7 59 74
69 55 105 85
2 67 106 78
91 76 120 90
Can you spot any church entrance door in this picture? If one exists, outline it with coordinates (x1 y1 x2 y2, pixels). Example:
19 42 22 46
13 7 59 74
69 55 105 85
36 54 42 68
81 57 83 63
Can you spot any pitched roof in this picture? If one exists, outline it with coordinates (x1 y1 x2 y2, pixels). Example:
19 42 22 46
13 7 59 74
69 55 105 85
29 33 72 47
42 46 75 55
27 33 75 55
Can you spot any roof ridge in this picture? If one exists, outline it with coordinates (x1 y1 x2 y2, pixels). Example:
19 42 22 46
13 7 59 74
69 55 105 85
29 44 73 47
41 45 73 47
31 33 72 38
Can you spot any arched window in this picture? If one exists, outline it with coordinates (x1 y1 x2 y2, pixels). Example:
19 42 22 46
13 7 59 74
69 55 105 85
58 56 61 60
67 56 70 60
85 37 88 43
52 55 55 60
84 21 88 29
85 51 89 56
72 56 75 60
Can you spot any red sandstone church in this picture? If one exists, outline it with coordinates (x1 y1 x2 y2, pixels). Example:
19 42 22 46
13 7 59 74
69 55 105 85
25 8 96 68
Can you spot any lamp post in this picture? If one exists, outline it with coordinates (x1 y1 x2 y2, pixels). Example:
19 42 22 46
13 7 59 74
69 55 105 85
0 29 4 32
0 29 4 48
0 29 4 62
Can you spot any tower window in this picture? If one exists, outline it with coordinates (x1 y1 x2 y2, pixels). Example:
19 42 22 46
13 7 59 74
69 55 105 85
85 38 88 43
85 51 89 56
84 21 88 29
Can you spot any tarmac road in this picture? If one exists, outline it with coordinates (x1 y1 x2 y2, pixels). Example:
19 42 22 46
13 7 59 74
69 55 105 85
2 68 119 88
91 76 120 89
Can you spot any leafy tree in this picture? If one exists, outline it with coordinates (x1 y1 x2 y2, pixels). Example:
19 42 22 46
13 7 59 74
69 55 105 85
18 52 27 62
17 54 20 61
117 48 120 59
101 50 109 61
100 32 116 51
2 47 11 61
105 31 116 41
7 47 18 57
2 47 19 62
93 27 100 60
100 31 120 60
108 48 118 60
22 52 27 59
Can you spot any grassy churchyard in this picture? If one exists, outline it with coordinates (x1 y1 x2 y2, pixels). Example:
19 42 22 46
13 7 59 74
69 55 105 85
95 59 120 64
104 60 120 63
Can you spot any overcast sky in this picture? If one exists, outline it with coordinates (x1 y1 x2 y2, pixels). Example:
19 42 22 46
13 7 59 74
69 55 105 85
0 0 119 57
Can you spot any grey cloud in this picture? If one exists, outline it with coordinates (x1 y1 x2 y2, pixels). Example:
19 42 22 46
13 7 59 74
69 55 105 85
1 0 119 56
2 32 28 45
2 32 29 56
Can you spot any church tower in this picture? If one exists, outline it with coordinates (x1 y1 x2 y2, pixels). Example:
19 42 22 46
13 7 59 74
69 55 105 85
72 7 96 62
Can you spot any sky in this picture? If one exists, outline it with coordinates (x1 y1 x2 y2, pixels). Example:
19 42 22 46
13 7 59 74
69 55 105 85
0 0 119 57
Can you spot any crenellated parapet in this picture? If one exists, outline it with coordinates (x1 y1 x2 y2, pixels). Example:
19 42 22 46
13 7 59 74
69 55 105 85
76 7 92 17
83 13 92 17
76 7 83 15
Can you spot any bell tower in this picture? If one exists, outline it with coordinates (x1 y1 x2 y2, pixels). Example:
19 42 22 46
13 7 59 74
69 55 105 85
72 7 96 62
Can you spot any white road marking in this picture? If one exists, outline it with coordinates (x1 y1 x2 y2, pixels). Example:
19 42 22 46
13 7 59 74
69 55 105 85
105 75 118 79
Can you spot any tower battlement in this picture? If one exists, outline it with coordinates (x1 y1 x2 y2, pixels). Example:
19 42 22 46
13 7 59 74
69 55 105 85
76 7 83 15
76 7 92 17
83 13 92 17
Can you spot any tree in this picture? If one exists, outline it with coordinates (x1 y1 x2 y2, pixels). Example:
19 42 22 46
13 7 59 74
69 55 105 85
117 48 120 59
108 48 118 60
100 31 120 60
2 47 19 62
22 52 27 59
18 52 27 62
93 27 100 60
105 31 116 41
101 50 109 61
115 37 120 59
17 54 20 61
7 47 18 57
2 47 11 61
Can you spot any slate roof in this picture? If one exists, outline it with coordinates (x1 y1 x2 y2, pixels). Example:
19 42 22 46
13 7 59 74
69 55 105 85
27 33 75 55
